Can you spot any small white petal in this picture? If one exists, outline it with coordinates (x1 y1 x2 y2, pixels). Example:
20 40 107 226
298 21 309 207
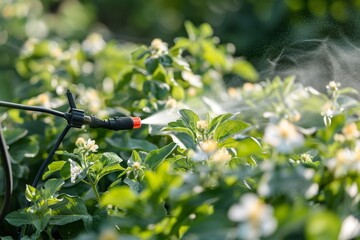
228 204 248 222
339 215 360 240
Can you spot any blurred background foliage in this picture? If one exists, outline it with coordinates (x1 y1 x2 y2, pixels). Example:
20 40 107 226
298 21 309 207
1 0 360 238
0 0 359 187
2 0 360 100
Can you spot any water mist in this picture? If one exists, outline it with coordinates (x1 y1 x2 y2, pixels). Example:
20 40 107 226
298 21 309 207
264 39 360 94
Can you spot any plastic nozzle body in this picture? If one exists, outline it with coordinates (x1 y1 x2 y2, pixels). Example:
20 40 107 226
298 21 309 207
89 116 141 130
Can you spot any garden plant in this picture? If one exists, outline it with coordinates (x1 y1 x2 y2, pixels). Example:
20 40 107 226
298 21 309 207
1 2 360 239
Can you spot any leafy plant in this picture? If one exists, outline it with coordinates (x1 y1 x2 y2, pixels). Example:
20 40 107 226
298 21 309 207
1 17 360 240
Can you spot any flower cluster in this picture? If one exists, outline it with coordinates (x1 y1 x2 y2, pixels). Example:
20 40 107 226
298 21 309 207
326 80 341 94
194 139 232 165
69 159 83 183
228 193 277 240
263 119 304 154
327 147 360 177
67 137 99 184
82 33 106 55
150 38 168 56
334 122 360 142
125 158 146 180
74 137 99 155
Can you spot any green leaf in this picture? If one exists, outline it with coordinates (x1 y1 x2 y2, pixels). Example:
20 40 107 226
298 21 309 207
150 80 171 99
56 150 81 161
219 137 262 157
167 132 197 150
100 152 123 165
25 185 39 202
305 210 341 240
199 23 213 38
101 186 137 209
3 128 28 145
49 194 91 226
185 21 197 41
181 212 229 240
153 65 168 83
43 161 67 180
171 52 191 71
96 163 124 184
208 113 233 134
1 236 15 240
5 209 33 226
43 178 65 199
233 59 259 82
131 46 149 61
338 87 358 95
161 126 195 141
33 213 51 232
178 109 200 131
60 161 71 180
214 119 250 141
171 85 185 101
129 150 144 163
159 55 173 67
9 137 39 163
161 125 197 149
145 57 159 74
123 177 143 192
203 42 227 68
145 142 177 170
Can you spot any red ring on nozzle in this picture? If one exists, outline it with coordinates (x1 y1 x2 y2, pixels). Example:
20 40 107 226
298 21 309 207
132 117 141 129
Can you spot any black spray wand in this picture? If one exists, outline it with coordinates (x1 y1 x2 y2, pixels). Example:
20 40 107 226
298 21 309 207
0 89 141 223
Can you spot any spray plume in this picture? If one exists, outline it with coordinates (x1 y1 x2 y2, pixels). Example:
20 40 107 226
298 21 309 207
264 38 360 94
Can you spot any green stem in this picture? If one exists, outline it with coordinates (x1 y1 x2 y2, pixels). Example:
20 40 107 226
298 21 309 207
46 226 54 240
117 170 128 178
89 178 101 203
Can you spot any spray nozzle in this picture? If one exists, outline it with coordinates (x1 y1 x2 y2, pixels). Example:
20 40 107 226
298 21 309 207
87 116 141 130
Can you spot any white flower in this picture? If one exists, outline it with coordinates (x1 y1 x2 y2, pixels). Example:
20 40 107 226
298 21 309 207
181 71 203 88
75 137 86 147
300 153 313 163
21 38 37 56
263 119 304 154
242 83 262 93
327 148 360 177
200 139 217 153
305 183 319 199
75 137 99 154
211 148 232 164
79 87 102 114
27 93 52 108
339 215 360 240
326 80 341 93
82 33 106 55
342 122 360 140
196 120 208 132
165 98 178 108
346 183 359 199
150 38 168 53
69 159 83 183
85 139 99 152
190 150 208 161
228 193 277 240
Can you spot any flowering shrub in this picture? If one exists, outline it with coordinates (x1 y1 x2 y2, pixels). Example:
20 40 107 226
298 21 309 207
1 19 360 240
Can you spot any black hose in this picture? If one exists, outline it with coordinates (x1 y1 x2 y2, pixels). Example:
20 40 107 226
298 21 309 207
0 121 13 222
0 101 66 119
30 124 71 190
21 125 72 238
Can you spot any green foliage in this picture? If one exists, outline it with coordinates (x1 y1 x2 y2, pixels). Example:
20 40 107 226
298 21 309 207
1 6 360 239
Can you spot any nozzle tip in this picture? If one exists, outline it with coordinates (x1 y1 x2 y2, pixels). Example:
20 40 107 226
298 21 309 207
132 117 141 129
